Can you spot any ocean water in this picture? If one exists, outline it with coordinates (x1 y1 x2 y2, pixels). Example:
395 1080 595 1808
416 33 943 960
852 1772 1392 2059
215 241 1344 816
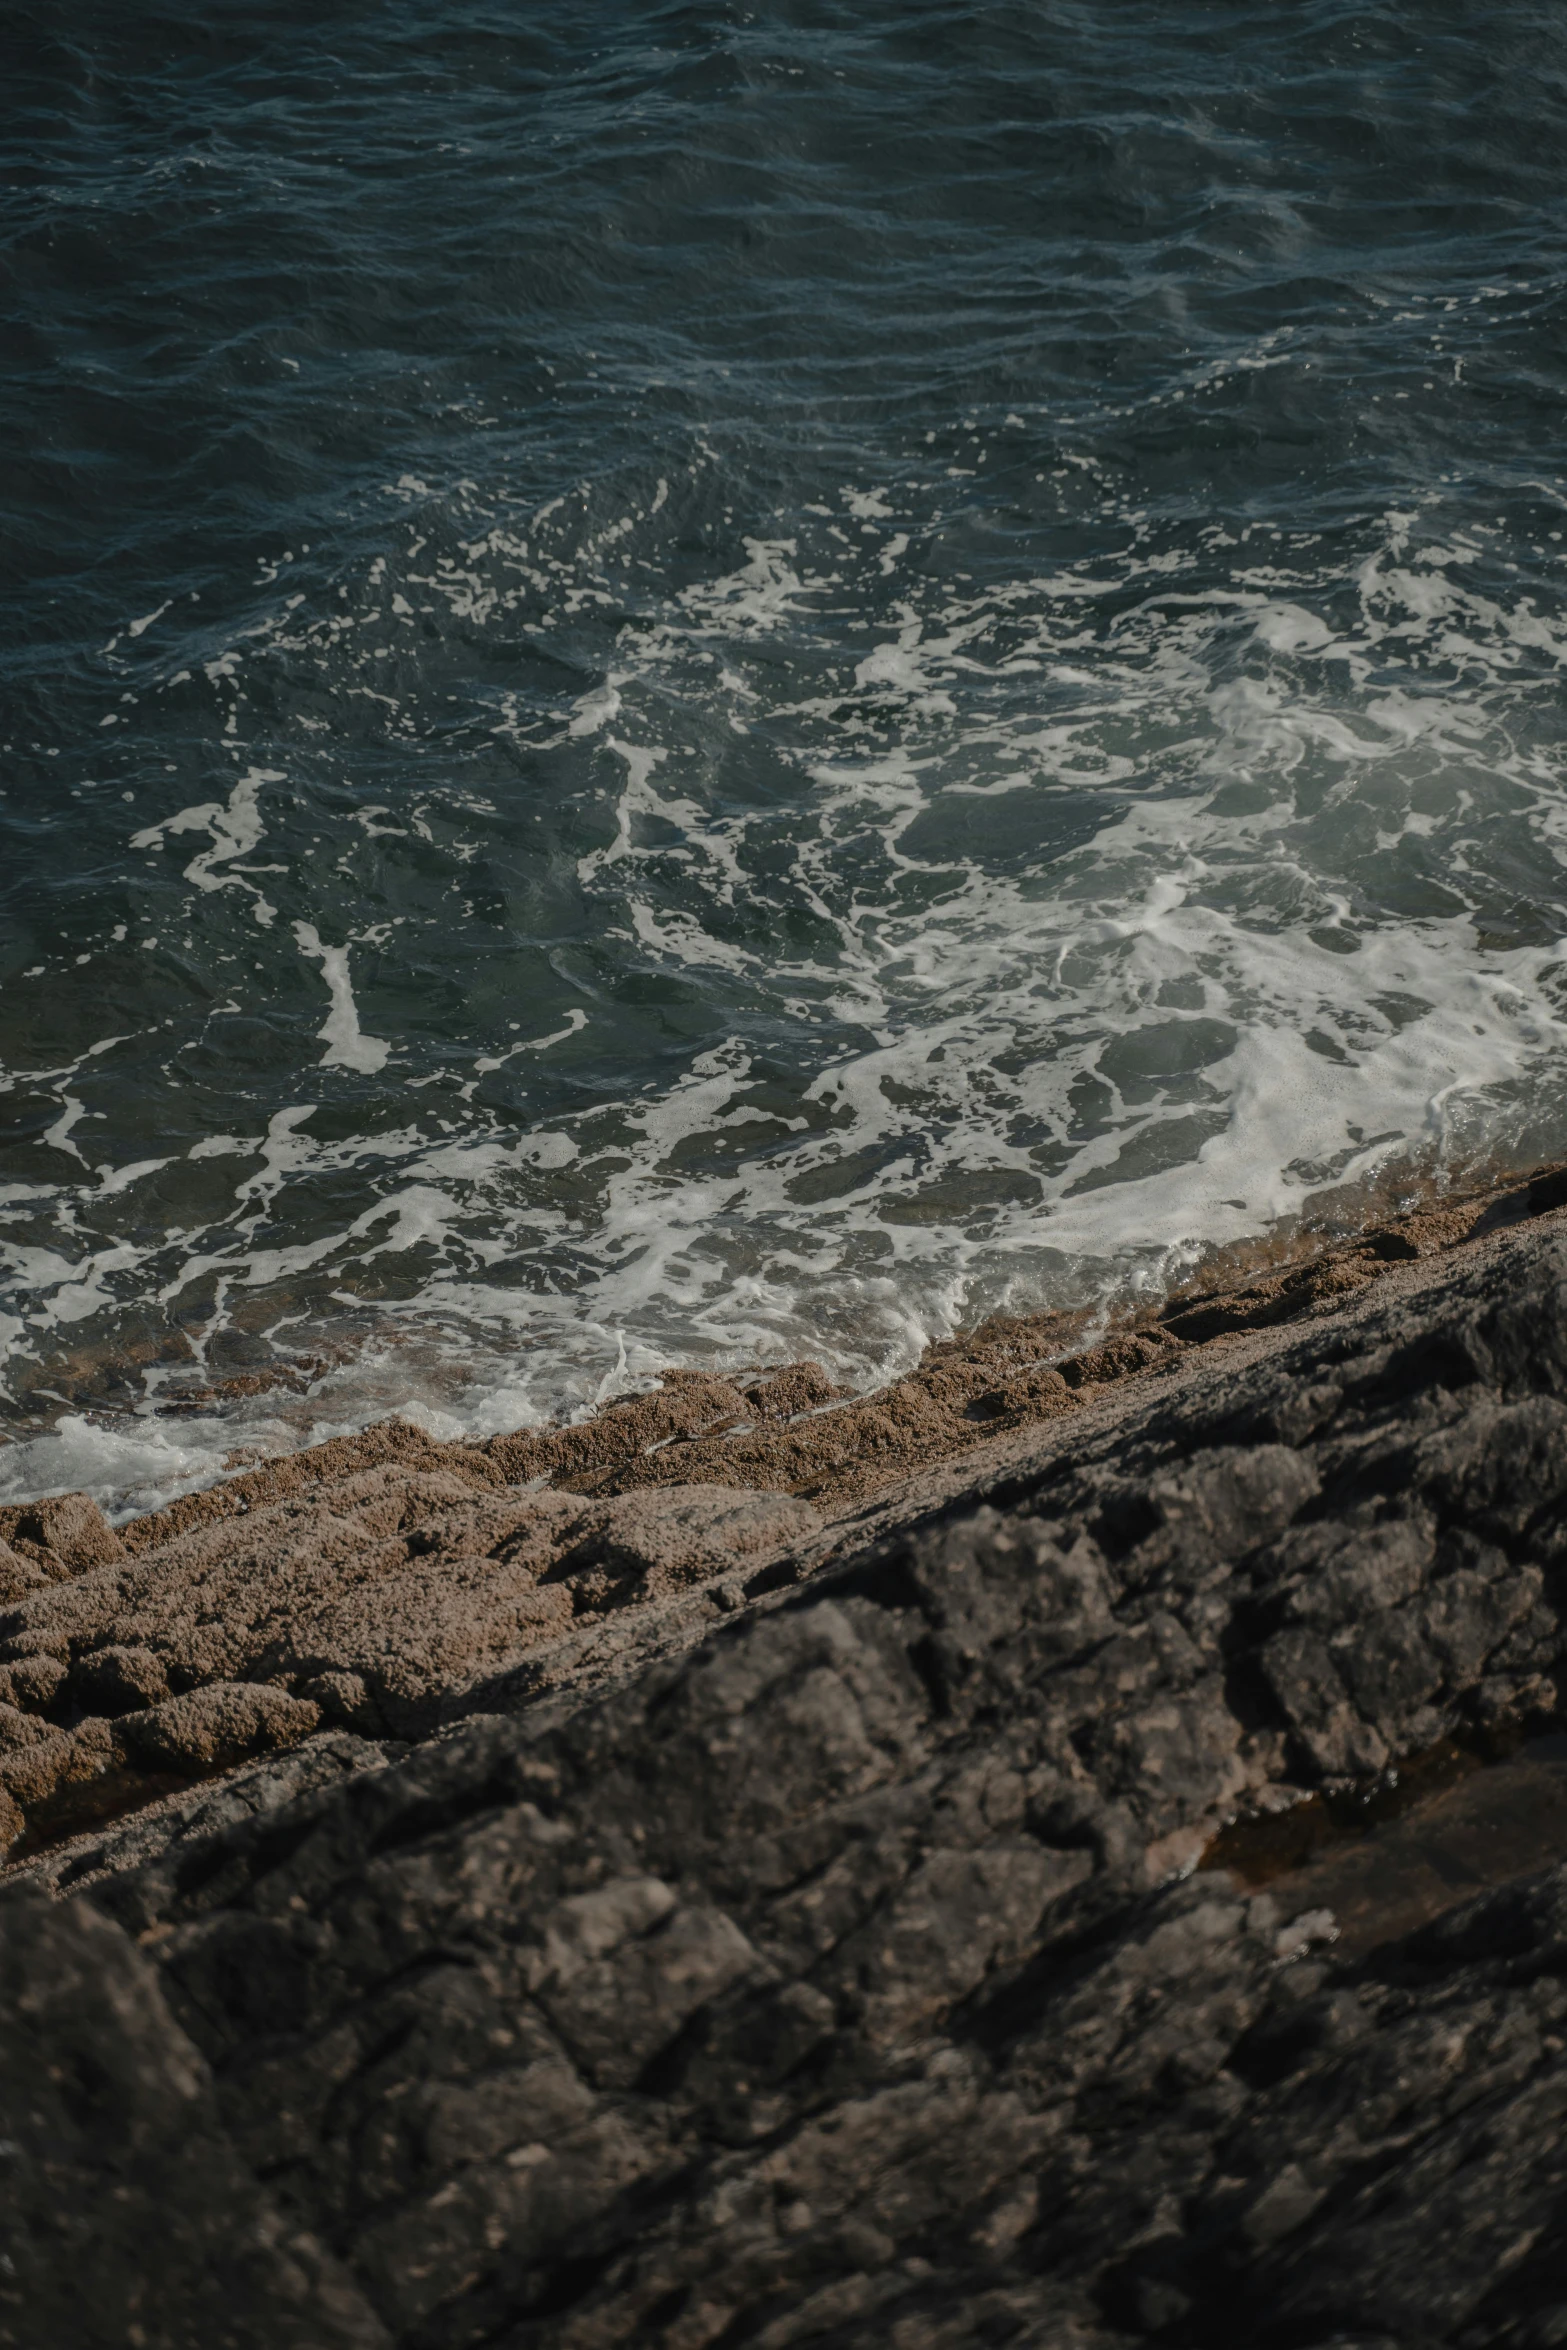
5 1 1567 1515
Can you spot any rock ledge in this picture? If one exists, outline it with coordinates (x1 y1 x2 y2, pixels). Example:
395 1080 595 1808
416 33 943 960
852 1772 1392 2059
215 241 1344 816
8 1204 1567 2345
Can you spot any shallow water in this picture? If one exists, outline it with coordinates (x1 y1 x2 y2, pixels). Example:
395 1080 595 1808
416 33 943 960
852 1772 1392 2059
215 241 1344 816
1209 1735 1567 1958
6 3 1567 1513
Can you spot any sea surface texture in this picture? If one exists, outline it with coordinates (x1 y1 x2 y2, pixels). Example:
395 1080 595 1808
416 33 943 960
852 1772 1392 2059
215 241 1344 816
5 0 1567 1513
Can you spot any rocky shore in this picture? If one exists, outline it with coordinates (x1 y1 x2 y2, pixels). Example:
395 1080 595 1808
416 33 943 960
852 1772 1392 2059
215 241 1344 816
9 1176 1567 2346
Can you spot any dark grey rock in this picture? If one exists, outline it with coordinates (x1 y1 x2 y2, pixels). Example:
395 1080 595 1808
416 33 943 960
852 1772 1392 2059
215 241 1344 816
10 1224 1567 2343
0 1889 387 2349
7 1728 403 1901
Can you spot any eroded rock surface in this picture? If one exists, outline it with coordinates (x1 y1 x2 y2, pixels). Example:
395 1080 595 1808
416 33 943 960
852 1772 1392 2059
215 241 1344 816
0 1474 821 1857
8 1219 1567 2343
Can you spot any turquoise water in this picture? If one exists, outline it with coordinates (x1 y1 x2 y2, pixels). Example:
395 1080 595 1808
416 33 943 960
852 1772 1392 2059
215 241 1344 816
6 3 1567 1511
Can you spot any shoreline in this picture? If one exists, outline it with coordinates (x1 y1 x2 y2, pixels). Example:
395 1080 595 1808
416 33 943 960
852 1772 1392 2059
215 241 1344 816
72 1150 1567 1556
3 1153 1567 1891
2 1149 1547 1531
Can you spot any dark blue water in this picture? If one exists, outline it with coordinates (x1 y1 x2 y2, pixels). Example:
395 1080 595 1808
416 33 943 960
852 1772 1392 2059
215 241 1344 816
6 1 1567 1512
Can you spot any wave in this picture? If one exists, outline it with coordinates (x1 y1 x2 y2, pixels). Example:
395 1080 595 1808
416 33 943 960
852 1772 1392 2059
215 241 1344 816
6 459 1567 1515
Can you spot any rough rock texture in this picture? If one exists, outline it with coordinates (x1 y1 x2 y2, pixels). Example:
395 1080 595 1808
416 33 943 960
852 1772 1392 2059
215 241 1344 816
9 1212 1567 2340
2 1176 1536 1873
97 1167 1526 1586
472 1179 1535 1507
0 1487 126 1603
12 1725 408 1903
0 1890 388 2348
0 1477 822 1855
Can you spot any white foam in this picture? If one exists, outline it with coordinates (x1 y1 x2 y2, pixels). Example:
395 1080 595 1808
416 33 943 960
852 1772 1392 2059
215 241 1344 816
95 1157 174 1197
39 1096 91 1166
473 1009 588 1074
292 925 391 1074
0 1411 254 1518
10 481 1567 1516
131 765 286 927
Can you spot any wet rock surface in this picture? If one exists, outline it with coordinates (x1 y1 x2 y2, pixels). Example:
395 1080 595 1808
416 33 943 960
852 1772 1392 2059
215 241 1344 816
0 1177 1531 1873
10 1215 1567 2342
1211 1731 1567 1959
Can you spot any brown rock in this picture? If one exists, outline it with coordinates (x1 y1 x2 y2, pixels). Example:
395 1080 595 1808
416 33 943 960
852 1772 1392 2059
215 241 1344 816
0 1537 51 1605
1063 1329 1184 1387
0 1718 119 1850
0 1726 78 1813
119 1683 322 1774
117 1417 501 1556
487 1372 756 1490
0 1458 827 1758
547 1487 823 1611
68 1644 173 1717
0 1491 124 1575
0 1702 60 1753
297 1668 380 1731
1364 1221 1425 1261
743 1360 847 1419
0 1651 68 1715
966 1364 1078 1423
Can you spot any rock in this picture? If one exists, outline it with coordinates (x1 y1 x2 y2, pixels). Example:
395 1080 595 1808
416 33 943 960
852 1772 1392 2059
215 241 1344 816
67 1642 171 1716
546 1487 823 1608
10 1210 1567 2338
988 1362 1075 1417
0 1890 388 2347
0 1703 55 1754
119 1682 322 1774
298 1667 381 1731
742 1360 846 1418
7 1730 403 1903
0 1490 124 1576
1260 1623 1393 1777
0 1467 819 1790
0 1719 119 1854
1060 1327 1182 1387
486 1373 757 1487
0 1539 49 1606
115 1418 502 1557
0 1651 66 1714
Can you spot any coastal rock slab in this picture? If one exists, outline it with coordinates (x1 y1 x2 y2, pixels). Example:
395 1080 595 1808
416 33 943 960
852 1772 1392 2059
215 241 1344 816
0 1890 387 2347
8 1220 1567 2341
0 1471 821 1852
0 1491 125 1577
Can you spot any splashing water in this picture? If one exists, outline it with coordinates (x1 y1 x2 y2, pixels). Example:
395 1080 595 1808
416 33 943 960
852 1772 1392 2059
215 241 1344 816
6 3 1567 1511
